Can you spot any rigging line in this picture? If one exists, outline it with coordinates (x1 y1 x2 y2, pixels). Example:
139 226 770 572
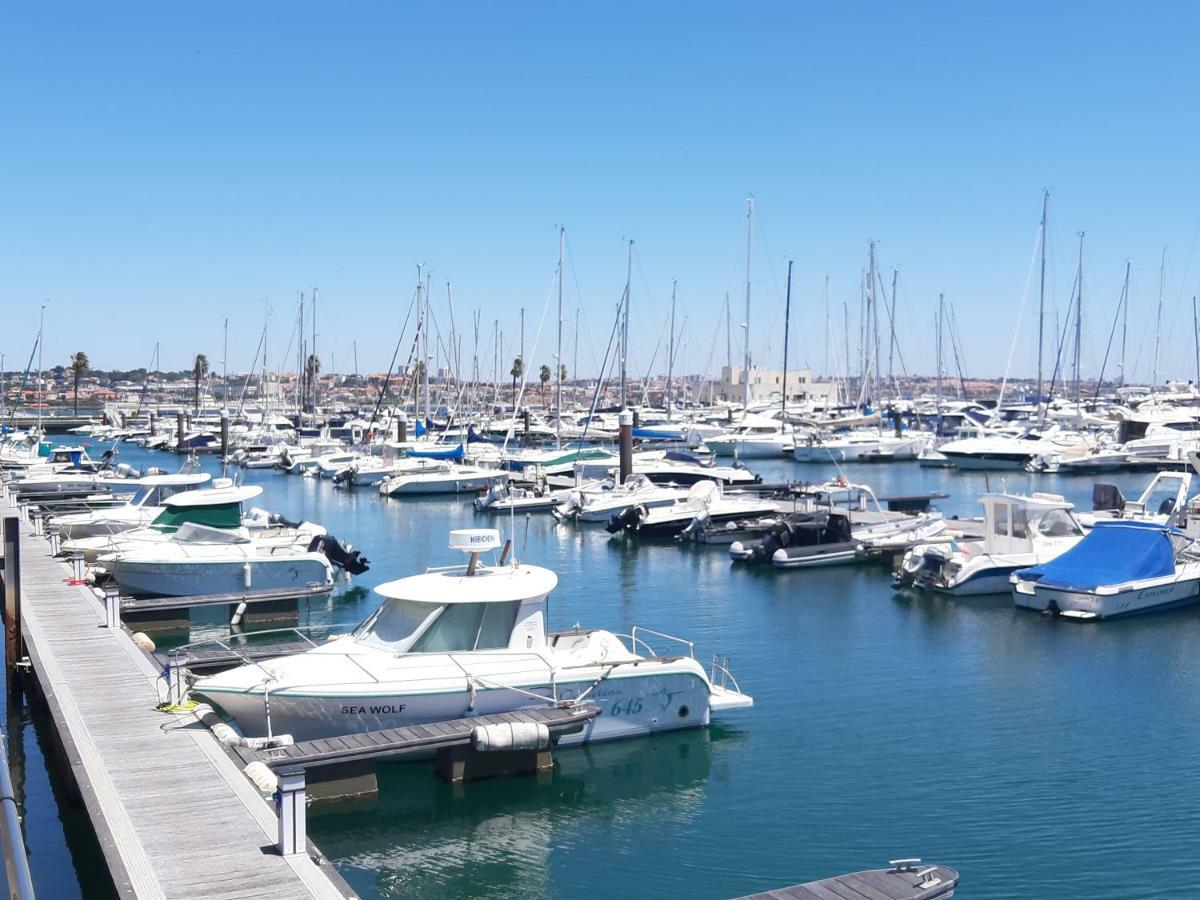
875 268 911 391
501 268 559 455
573 302 626 452
947 304 970 400
1094 265 1130 402
996 222 1043 409
562 230 601 375
1043 269 1080 412
365 288 418 434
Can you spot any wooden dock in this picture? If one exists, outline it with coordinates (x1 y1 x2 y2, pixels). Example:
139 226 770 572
3 515 356 899
739 862 959 900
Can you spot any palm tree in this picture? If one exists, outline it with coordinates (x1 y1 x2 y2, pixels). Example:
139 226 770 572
510 357 524 405
539 364 551 405
69 351 89 415
193 353 209 413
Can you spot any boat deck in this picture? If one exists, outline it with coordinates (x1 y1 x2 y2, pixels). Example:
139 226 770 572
6 516 354 899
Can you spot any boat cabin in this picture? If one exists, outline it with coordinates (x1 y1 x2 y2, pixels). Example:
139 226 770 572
981 493 1083 555
127 472 212 508
355 530 556 654
148 481 262 532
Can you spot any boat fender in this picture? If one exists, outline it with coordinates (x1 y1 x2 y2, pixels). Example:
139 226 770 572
130 632 155 653
471 721 551 753
243 562 252 589
243 761 278 794
209 722 240 745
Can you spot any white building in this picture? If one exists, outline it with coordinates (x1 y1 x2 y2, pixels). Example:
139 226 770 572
715 366 837 405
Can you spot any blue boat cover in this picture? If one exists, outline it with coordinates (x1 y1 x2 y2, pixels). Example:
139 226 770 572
633 428 685 440
664 450 701 465
1016 520 1180 591
408 443 464 460
414 419 427 437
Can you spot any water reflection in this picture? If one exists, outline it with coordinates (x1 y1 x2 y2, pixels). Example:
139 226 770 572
312 728 727 899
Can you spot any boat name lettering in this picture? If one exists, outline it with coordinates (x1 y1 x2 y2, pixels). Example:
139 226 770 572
340 704 407 715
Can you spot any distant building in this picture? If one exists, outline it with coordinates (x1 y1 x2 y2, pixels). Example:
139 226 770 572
715 366 837 404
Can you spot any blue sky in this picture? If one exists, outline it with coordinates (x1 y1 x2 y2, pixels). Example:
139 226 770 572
3 3 1199 384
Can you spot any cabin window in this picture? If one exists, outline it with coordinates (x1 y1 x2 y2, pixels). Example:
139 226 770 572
1011 507 1029 539
149 501 241 531
411 601 521 653
992 504 1010 537
1038 509 1080 538
355 600 440 650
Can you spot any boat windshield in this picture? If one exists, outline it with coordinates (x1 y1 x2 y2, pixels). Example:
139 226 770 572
129 485 156 507
149 501 241 532
354 599 440 650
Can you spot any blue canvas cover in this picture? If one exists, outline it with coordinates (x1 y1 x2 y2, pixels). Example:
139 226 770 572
633 427 685 441
1016 520 1180 591
408 443 464 460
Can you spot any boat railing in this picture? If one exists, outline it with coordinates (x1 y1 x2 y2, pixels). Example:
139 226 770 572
708 653 744 695
625 626 695 659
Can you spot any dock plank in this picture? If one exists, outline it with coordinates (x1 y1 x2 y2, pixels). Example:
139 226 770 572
7 519 354 899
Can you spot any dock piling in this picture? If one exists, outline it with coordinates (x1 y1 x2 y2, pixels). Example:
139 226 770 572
104 586 120 629
2 518 22 695
618 409 634 484
220 414 230 458
176 412 185 452
47 525 61 556
275 767 307 856
70 552 84 581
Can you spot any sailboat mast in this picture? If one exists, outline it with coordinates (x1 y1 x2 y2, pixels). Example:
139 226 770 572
312 288 318 413
222 317 229 413
556 227 565 447
1037 190 1048 404
1193 296 1199 388
667 280 677 422
743 196 754 410
782 259 793 424
1153 247 1165 390
823 275 830 380
298 294 305 414
725 293 732 376
621 240 632 409
1074 232 1084 407
1120 262 1130 387
888 268 898 397
936 294 944 417
36 302 44 432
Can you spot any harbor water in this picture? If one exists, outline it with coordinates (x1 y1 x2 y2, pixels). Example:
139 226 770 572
17 445 1200 898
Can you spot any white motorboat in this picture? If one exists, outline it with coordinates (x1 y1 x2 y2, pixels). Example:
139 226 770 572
791 431 924 463
474 480 570 513
1012 521 1200 619
893 492 1085 595
704 416 795 458
191 529 751 742
553 473 686 523
608 480 779 538
573 450 758 487
379 462 504 496
61 482 324 564
49 472 212 540
97 524 335 597
1078 472 1192 529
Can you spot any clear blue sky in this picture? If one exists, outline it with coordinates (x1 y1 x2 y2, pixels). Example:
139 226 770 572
4 2 1199 384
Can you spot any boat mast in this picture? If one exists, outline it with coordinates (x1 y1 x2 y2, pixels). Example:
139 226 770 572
867 241 878 408
743 196 753 410
621 240 632 409
1074 232 1084 411
888 268 898 398
1036 190 1048 404
573 307 579 415
667 280 677 422
1193 296 1199 389
725 292 732 378
842 301 850 408
823 275 830 381
936 294 944 420
1120 262 1129 387
556 227 565 447
781 259 793 425
1152 247 1165 391
36 302 44 433
312 288 318 413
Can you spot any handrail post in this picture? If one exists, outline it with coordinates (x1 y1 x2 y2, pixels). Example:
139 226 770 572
70 552 84 582
47 525 61 557
275 766 307 856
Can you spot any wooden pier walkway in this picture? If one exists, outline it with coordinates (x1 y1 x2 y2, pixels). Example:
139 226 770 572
739 862 959 900
5 517 355 899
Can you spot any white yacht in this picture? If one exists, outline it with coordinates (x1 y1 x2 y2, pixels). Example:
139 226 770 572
893 493 1085 595
191 529 751 742
49 472 211 540
97 524 335 597
379 461 504 496
704 415 795 458
553 473 686 523
1012 521 1200 619
608 480 779 538
791 431 925 463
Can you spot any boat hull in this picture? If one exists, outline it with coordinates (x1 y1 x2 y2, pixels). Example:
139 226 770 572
1014 578 1200 618
200 668 716 745
104 556 332 597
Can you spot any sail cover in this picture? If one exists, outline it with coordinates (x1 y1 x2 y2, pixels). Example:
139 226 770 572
1016 520 1180 591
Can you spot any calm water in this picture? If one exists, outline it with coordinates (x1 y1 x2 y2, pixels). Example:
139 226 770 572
19 445 1200 898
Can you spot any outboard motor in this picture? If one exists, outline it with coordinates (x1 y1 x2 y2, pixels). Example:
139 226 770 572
268 512 303 529
331 465 355 487
308 534 370 575
474 480 506 512
1092 483 1125 513
679 510 712 542
606 505 644 534
912 545 950 589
